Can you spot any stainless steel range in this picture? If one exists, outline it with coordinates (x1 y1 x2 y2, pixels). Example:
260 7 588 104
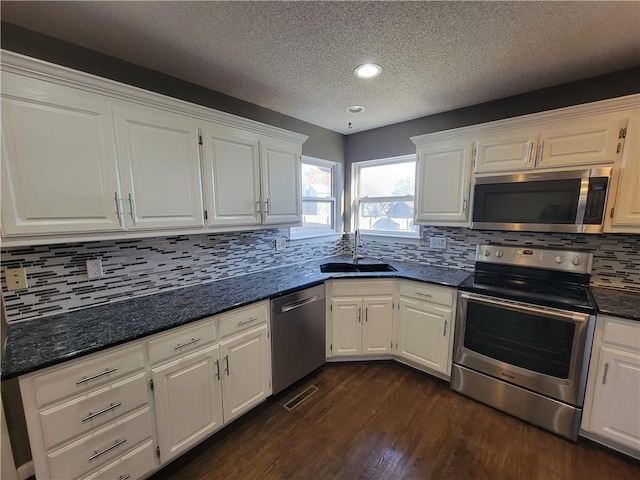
451 244 597 441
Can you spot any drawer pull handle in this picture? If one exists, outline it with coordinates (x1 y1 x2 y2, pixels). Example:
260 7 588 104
215 358 220 381
415 292 432 297
88 438 127 462
443 320 448 337
76 368 118 385
238 317 258 326
175 338 202 350
82 402 122 423
120 476 131 480
224 355 230 376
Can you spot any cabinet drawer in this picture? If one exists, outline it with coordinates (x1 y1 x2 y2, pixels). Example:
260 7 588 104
83 439 157 480
33 344 145 408
330 280 394 297
48 406 153 480
399 281 454 307
602 316 640 351
40 372 149 450
148 318 216 365
218 302 268 339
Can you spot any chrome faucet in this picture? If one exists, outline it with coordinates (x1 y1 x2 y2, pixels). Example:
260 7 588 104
353 229 364 263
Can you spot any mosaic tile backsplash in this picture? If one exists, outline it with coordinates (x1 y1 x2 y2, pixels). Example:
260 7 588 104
360 227 640 291
2 227 638 323
1 229 348 323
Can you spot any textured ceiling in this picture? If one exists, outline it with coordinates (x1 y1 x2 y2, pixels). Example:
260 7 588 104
2 1 639 134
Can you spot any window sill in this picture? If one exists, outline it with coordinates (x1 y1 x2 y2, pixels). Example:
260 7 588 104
288 233 344 245
359 232 422 244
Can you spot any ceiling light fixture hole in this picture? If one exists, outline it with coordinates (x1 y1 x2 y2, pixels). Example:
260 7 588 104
346 105 366 114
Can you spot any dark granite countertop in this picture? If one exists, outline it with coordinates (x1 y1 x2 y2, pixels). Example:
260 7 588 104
1 255 471 379
591 286 640 322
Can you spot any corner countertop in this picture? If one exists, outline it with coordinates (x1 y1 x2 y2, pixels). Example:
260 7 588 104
1 256 471 380
590 286 640 322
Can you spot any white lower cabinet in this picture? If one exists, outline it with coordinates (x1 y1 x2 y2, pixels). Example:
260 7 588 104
152 344 223 462
19 344 158 480
581 315 640 458
328 281 395 358
219 324 272 422
395 281 455 379
19 300 272 479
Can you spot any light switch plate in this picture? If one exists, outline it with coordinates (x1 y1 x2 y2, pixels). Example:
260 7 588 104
5 268 28 291
275 238 287 251
429 237 447 250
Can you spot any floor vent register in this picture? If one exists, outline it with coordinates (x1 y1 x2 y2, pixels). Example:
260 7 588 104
283 385 319 411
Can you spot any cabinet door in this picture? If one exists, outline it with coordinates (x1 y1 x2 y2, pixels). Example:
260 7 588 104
605 109 639 233
260 138 302 225
537 114 627 168
475 130 538 173
589 346 640 452
201 125 262 227
1 72 122 236
415 139 473 225
331 298 362 356
362 296 394 355
396 297 452 375
152 344 223 463
220 325 271 423
113 104 204 230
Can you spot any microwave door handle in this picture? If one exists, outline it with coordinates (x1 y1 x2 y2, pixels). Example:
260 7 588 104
461 292 590 324
575 177 590 225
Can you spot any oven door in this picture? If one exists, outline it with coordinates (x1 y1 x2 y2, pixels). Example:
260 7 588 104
454 292 595 406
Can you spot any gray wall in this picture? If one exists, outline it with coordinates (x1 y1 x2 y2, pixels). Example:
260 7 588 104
0 22 346 164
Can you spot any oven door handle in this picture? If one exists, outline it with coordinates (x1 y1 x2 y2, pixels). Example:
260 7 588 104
460 292 591 324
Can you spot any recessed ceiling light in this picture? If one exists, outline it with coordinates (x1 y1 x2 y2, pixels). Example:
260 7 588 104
354 63 382 79
346 105 366 114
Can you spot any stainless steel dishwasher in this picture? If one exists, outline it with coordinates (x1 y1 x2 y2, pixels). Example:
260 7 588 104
271 284 326 394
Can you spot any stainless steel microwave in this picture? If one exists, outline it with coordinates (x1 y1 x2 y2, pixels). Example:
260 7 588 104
471 167 612 233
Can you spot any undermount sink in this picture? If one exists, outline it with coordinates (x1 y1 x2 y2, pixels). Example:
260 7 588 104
320 262 397 273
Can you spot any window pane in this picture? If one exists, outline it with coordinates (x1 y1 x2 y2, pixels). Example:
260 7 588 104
359 162 415 197
358 201 417 233
302 200 334 228
301 163 332 198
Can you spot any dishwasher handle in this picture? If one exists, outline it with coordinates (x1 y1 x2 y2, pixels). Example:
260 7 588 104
281 295 321 313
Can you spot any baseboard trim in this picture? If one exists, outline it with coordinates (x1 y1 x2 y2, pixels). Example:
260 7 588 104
16 461 34 480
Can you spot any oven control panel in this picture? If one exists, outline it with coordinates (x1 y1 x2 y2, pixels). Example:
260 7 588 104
476 245 592 274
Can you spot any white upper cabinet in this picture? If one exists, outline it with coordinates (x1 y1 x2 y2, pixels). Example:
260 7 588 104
201 125 302 228
474 130 539 173
414 138 473 226
537 113 628 169
1 72 123 236
113 104 204 230
201 124 262 227
0 52 307 246
605 108 640 233
260 138 302 225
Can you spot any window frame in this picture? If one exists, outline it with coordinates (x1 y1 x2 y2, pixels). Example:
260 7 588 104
351 154 419 239
289 156 343 241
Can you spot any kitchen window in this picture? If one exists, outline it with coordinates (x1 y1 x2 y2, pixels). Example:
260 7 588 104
290 157 342 240
352 155 418 237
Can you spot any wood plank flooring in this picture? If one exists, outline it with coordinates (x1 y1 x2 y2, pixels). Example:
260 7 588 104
149 362 639 480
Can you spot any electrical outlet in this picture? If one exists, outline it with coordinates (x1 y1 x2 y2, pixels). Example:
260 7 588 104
275 238 287 251
86 259 104 279
5 268 28 291
429 236 447 249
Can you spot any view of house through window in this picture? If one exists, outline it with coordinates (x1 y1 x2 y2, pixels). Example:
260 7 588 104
353 155 417 236
290 157 341 239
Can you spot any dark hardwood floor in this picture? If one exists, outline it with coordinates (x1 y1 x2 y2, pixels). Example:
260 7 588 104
150 362 639 480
